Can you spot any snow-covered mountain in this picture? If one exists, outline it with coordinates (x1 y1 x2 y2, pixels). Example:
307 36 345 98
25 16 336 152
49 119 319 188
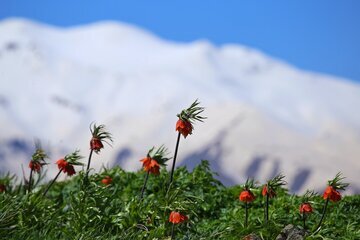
0 18 359 194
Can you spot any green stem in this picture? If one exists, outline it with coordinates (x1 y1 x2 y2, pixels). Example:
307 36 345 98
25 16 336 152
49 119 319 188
245 202 248 228
86 149 94 178
171 223 175 240
140 171 150 200
265 193 269 224
168 132 181 190
303 213 306 229
314 198 329 233
43 170 62 197
28 168 33 194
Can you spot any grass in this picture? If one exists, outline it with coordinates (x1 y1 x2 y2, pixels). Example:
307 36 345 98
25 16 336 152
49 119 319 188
0 160 359 239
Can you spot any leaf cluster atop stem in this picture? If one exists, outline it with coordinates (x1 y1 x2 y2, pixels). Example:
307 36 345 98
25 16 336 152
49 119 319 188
177 99 206 124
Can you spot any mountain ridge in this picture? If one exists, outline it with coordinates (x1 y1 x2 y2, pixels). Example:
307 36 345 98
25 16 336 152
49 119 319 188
0 18 359 193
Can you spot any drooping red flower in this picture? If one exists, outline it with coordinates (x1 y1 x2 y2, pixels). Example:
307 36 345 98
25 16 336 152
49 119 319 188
239 190 256 203
140 157 160 175
299 203 313 214
56 159 67 170
56 159 76 176
89 124 112 154
169 211 188 224
262 185 276 198
323 186 341 202
29 161 42 173
101 176 112 185
90 137 104 153
29 146 48 175
64 164 76 176
176 119 193 138
0 184 5 193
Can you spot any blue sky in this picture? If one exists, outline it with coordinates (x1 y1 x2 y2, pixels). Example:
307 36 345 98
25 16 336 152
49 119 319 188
1 0 360 82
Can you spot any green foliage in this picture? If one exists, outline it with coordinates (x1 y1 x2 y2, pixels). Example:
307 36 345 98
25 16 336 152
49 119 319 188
177 99 206 123
64 150 84 166
0 160 359 239
146 145 171 166
327 172 349 190
90 123 113 143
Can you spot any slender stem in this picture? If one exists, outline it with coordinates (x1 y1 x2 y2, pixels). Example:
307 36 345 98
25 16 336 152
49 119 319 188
168 132 181 190
263 204 266 224
265 193 269 224
245 202 248 228
86 149 94 178
28 169 33 194
303 213 306 229
140 171 150 200
43 170 62 197
314 198 329 233
171 223 175 240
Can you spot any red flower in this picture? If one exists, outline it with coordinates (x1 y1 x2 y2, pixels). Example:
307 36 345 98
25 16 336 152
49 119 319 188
0 184 5 193
169 211 188 224
90 137 104 153
56 159 76 176
239 190 256 203
89 124 112 154
176 119 193 138
29 161 42 173
262 185 276 198
56 159 67 169
101 176 112 185
323 186 341 202
299 203 313 214
140 157 160 175
64 164 76 176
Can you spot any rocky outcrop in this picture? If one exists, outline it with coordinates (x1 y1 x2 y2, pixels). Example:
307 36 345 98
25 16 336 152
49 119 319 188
276 224 307 240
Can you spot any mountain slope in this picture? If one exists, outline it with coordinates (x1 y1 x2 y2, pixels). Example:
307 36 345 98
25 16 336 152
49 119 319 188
0 18 359 193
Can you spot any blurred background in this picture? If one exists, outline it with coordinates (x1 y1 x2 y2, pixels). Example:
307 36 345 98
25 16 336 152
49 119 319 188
0 1 359 194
